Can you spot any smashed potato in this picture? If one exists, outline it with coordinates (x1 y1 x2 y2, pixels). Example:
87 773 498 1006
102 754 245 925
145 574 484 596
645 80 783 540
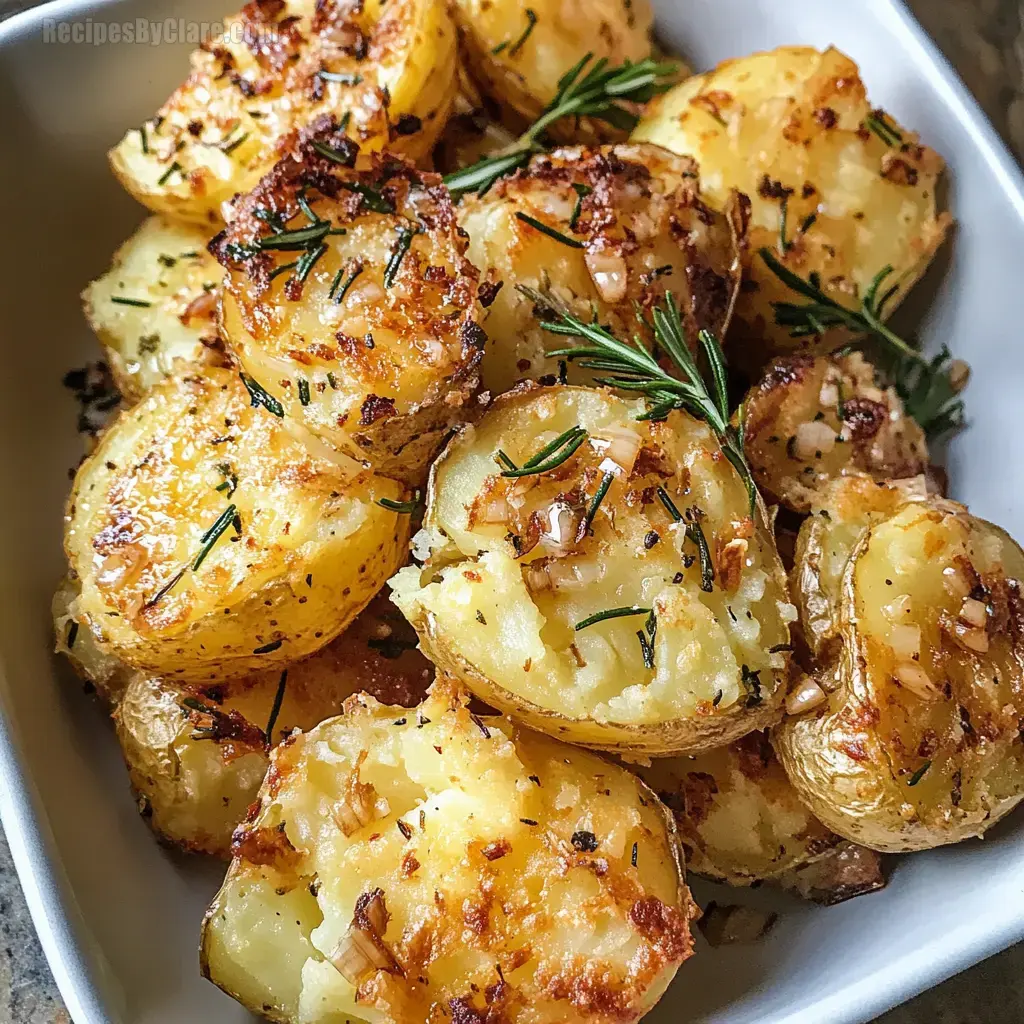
63 368 409 685
776 476 1024 852
109 0 458 225
390 386 796 755
114 593 432 857
637 729 885 903
201 681 693 1022
458 144 743 394
82 217 227 403
742 351 928 512
213 121 484 484
451 0 654 129
632 46 951 367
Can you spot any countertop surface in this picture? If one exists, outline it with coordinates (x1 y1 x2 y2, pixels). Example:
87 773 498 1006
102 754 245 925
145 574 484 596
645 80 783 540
1 0 1023 1022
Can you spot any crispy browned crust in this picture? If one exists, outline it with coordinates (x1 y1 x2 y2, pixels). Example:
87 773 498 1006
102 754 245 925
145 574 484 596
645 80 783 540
742 352 928 513
213 117 484 484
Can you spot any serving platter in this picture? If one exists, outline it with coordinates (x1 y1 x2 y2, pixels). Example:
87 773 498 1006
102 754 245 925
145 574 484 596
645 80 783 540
0 0 1022 1021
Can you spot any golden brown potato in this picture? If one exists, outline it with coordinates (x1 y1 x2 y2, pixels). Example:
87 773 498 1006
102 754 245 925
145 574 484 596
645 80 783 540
114 593 432 857
63 367 409 685
82 217 227 403
212 121 484 484
775 475 1024 852
742 351 928 513
637 730 841 885
451 0 654 130
390 385 796 755
632 47 951 369
457 144 743 394
636 728 887 903
201 680 693 1022
53 576 134 705
109 0 458 225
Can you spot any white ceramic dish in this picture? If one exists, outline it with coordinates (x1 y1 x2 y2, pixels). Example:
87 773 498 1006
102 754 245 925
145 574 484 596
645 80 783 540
1 0 1023 1021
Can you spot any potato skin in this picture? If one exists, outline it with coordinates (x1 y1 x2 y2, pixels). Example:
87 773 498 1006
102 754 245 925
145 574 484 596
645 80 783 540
775 477 1024 852
114 592 432 857
458 144 743 395
53 576 135 705
212 121 484 485
391 385 796 755
632 47 951 370
82 217 228 403
63 367 409 684
637 730 842 885
451 0 654 130
742 352 928 513
201 680 693 1023
108 0 458 226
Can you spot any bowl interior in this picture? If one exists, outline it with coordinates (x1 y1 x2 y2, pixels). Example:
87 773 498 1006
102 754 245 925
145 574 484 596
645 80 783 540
0 0 1022 1022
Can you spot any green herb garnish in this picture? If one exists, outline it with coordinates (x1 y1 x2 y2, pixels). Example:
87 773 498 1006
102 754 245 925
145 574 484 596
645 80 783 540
583 470 614 532
383 226 416 287
515 212 584 249
264 670 288 743
318 70 363 84
575 605 652 631
330 259 364 303
499 426 589 478
111 296 152 308
376 493 422 514
907 760 932 787
865 110 903 147
569 183 593 231
684 507 714 593
507 8 537 56
240 373 285 418
521 285 757 510
156 161 183 186
758 247 964 437
297 378 311 406
340 181 396 214
193 504 238 571
443 54 678 196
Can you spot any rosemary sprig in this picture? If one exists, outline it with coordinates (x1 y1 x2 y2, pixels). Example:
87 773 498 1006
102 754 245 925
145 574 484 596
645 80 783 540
240 373 285 417
443 54 678 197
576 605 652 631
569 183 593 230
907 759 932 787
340 181 396 214
193 504 238 571
864 109 903 147
499 426 589 478
758 247 964 436
265 670 288 744
330 259 364 303
297 378 311 406
377 492 422 514
515 212 584 248
111 296 152 307
520 285 757 509
492 8 537 56
684 508 715 593
584 470 615 532
383 226 416 287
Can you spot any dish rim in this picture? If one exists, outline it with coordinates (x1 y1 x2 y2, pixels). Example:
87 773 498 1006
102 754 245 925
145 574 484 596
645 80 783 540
1 0 1024 1021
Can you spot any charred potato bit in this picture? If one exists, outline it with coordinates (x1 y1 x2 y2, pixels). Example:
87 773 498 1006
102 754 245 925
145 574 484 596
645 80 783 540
451 0 654 131
458 144 743 394
64 367 410 684
742 351 928 512
776 475 1024 852
213 121 484 484
390 386 796 755
632 46 951 367
109 0 458 225
82 217 228 403
114 592 432 857
201 681 693 1023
